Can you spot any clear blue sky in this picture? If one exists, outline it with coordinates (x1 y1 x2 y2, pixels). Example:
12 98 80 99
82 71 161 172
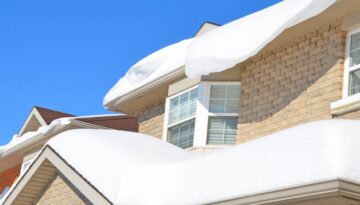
0 0 281 145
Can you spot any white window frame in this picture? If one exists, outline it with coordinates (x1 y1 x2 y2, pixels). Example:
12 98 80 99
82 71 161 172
163 82 241 148
162 85 199 147
343 27 360 98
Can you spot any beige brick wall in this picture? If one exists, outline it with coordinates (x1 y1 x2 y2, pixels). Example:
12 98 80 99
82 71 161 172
35 174 90 205
237 22 346 142
137 22 354 145
138 102 165 139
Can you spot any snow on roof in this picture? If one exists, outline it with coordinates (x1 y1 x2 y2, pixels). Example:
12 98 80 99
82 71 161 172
47 129 192 204
0 118 72 157
47 120 360 204
103 0 338 109
185 0 337 78
103 38 194 108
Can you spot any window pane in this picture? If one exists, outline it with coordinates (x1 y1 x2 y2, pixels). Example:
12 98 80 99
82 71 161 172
350 32 360 67
350 69 360 95
207 117 237 145
209 85 240 113
169 88 198 125
168 119 195 149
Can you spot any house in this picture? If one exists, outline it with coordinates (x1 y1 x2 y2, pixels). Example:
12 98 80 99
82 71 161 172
104 0 360 152
4 0 360 204
0 106 138 200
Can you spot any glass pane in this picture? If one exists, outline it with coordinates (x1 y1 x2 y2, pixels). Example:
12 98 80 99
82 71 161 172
168 119 195 149
209 85 240 113
169 88 198 125
207 117 237 145
350 69 360 95
350 32 360 67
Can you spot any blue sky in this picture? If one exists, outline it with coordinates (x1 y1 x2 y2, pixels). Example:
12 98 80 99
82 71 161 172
0 0 281 145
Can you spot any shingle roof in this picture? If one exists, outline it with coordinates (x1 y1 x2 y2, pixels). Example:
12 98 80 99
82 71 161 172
34 106 74 125
76 115 138 132
33 106 138 132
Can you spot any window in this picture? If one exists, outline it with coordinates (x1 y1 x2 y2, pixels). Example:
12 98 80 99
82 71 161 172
165 87 198 149
163 82 241 149
345 29 360 97
207 84 240 145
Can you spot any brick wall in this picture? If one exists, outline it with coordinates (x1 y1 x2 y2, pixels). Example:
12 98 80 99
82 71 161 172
35 174 91 205
237 22 346 142
138 102 165 139
0 165 21 193
334 110 360 119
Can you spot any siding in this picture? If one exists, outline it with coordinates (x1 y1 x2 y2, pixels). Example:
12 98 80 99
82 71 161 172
35 174 91 205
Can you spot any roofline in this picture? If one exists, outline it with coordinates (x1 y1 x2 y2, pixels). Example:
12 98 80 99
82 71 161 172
0 118 112 159
210 179 360 204
2 146 112 205
17 107 47 137
106 66 186 112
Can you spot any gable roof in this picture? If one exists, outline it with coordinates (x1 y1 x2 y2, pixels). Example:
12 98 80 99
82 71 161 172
76 115 138 132
4 120 360 205
34 106 74 125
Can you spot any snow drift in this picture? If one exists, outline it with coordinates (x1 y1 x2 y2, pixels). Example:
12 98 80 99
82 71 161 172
103 0 338 109
46 120 360 205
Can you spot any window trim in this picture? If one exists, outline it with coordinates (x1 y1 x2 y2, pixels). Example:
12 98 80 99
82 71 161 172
162 85 199 143
163 81 241 148
343 27 360 98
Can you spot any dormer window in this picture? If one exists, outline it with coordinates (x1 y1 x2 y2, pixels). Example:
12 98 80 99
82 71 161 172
163 82 240 149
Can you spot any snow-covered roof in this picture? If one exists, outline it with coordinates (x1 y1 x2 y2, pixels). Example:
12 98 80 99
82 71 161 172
103 0 338 109
38 120 360 204
103 38 194 108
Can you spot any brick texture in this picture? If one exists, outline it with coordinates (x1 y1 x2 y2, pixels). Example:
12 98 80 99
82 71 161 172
334 110 360 119
138 103 165 139
0 165 21 194
237 22 346 142
35 174 90 205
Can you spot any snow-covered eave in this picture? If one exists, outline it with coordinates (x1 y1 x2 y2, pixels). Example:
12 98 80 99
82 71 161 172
105 66 186 112
0 118 109 159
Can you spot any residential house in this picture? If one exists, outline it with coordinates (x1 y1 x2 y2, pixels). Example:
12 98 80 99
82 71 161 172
0 106 138 200
4 0 360 204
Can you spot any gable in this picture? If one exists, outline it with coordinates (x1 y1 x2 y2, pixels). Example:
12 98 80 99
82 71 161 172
35 174 91 205
2 147 111 205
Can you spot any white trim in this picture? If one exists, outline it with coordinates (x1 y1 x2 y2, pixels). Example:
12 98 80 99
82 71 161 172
162 85 199 143
107 67 185 110
343 27 360 98
18 108 47 137
2 147 111 205
163 81 241 148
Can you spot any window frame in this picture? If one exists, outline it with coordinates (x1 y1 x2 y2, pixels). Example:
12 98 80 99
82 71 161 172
163 82 241 149
162 85 199 147
343 27 360 98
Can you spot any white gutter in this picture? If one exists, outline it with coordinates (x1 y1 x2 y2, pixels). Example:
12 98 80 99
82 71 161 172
107 66 185 111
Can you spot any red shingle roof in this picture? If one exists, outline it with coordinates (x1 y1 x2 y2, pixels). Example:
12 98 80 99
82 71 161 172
34 106 74 125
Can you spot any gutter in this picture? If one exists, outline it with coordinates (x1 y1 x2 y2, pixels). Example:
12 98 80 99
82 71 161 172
106 66 186 111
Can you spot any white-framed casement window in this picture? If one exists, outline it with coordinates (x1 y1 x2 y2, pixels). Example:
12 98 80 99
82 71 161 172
163 82 241 149
344 28 360 97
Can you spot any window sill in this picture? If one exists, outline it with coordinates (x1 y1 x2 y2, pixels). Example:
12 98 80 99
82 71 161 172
331 94 360 116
